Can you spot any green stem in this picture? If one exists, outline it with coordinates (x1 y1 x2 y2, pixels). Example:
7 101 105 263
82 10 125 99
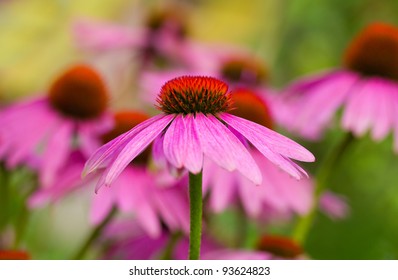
234 204 248 248
188 172 203 260
293 133 354 243
73 207 117 260
0 167 9 232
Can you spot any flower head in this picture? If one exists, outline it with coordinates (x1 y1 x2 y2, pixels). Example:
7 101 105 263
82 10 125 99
344 23 398 80
49 65 108 119
220 55 268 86
275 22 398 151
84 76 314 191
0 64 112 186
157 76 231 115
230 88 273 128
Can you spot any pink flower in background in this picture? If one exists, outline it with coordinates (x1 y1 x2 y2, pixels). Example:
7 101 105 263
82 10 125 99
0 65 112 187
84 76 315 192
203 89 312 217
73 7 199 70
276 22 398 151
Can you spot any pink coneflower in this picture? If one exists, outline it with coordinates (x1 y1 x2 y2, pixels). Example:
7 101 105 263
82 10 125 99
84 76 314 188
203 89 312 218
277 22 398 150
0 65 112 187
84 76 315 259
218 54 268 88
74 7 195 70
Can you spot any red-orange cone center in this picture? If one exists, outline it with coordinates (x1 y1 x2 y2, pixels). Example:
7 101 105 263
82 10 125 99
49 65 109 120
344 23 398 81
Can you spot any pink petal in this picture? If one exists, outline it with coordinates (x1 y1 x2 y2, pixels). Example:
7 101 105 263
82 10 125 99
221 113 314 162
163 115 187 168
319 191 350 220
195 113 261 184
84 114 172 176
73 20 144 51
202 250 271 260
98 115 174 190
183 114 203 173
341 83 365 134
220 113 314 179
206 162 238 212
40 120 73 187
90 187 115 225
369 79 396 141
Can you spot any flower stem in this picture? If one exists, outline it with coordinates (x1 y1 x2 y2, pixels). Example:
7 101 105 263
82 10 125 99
188 171 203 260
0 167 9 232
73 207 117 260
293 133 354 243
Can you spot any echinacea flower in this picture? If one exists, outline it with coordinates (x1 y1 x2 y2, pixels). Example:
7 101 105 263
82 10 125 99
84 76 314 191
276 22 398 151
203 89 312 218
74 7 194 70
0 65 112 187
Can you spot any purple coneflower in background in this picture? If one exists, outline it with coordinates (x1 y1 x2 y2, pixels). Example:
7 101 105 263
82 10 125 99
0 65 112 187
74 7 199 70
276 22 398 151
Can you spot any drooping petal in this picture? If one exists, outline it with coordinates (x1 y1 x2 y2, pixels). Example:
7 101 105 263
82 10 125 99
40 120 74 187
220 113 314 179
206 162 238 212
182 114 203 173
195 113 261 184
90 186 115 225
84 114 173 176
163 115 187 168
368 79 396 141
221 113 314 162
345 80 376 136
97 115 174 189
